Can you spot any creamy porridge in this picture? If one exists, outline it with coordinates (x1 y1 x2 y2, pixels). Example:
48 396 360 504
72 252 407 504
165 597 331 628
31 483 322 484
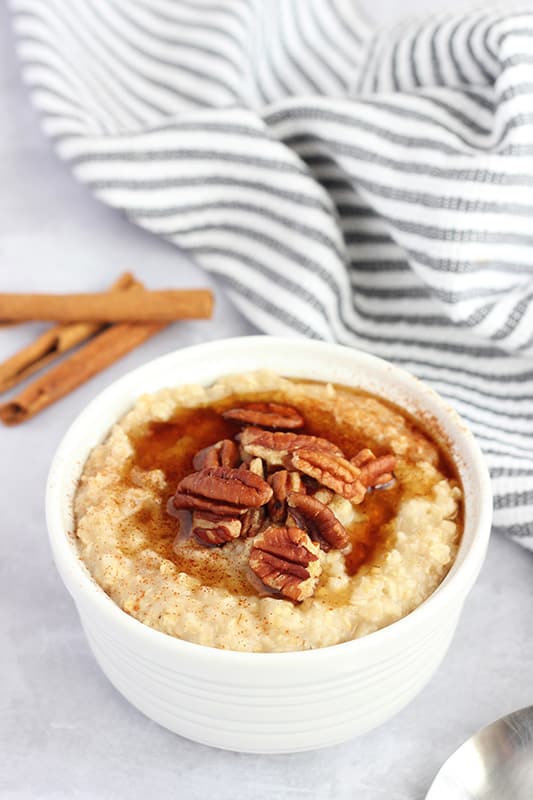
74 371 462 653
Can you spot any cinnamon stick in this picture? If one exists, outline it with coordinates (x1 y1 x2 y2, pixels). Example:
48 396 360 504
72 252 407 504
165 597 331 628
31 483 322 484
0 273 137 394
0 288 213 323
0 321 165 425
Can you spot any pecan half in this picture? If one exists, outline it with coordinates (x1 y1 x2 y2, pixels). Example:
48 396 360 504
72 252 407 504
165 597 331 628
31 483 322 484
287 492 349 551
222 402 304 430
247 457 265 478
351 449 396 488
239 427 342 467
363 459 395 488
173 466 273 516
351 448 375 468
288 448 366 502
311 487 334 505
249 525 322 602
268 470 305 522
192 439 239 470
242 458 270 538
241 506 265 538
240 457 267 536
191 511 242 546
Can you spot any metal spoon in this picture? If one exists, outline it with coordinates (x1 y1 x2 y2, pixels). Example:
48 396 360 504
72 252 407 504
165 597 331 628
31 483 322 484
426 705 533 799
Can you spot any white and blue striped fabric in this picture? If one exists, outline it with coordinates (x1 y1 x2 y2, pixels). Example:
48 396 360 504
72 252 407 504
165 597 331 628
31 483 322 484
11 1 533 549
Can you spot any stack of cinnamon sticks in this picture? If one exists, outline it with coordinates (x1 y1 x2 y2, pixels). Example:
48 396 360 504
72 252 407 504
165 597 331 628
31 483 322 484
0 273 213 425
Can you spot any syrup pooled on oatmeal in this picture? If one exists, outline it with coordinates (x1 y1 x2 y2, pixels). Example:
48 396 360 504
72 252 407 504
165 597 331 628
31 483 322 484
126 382 459 599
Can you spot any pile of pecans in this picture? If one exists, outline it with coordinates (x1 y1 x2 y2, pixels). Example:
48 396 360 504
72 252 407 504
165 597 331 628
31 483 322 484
170 402 395 602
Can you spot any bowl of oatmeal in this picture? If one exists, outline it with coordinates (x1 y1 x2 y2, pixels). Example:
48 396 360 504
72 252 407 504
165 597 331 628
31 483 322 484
46 336 492 752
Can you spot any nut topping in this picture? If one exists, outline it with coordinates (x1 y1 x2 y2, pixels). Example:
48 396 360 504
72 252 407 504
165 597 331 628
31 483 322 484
351 448 375 468
242 458 271 538
351 449 396 488
268 470 305 522
173 466 273 516
247 457 265 478
288 448 366 502
249 525 322 602
287 492 349 551
191 511 242 546
239 458 267 536
192 439 239 470
241 506 265 538
311 487 334 505
222 402 304 430
239 427 342 467
362 457 395 488
168 394 399 601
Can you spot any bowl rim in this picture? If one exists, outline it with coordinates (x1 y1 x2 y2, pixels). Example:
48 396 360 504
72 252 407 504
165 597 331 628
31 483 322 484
46 335 493 665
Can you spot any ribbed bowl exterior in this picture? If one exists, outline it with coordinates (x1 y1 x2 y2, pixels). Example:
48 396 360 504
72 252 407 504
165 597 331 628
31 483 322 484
46 337 492 753
78 598 462 752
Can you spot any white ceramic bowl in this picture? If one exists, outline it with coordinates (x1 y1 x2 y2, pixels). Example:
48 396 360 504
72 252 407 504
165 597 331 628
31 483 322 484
46 337 492 753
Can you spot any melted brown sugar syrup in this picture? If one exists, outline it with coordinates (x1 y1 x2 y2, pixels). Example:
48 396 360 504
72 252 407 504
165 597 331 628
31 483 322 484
126 382 461 599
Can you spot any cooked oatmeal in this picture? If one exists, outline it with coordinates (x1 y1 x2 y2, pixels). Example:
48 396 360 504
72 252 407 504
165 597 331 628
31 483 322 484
74 371 462 652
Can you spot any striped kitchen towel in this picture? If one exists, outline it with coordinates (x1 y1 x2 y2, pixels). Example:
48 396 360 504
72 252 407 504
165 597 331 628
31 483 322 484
11 1 533 549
